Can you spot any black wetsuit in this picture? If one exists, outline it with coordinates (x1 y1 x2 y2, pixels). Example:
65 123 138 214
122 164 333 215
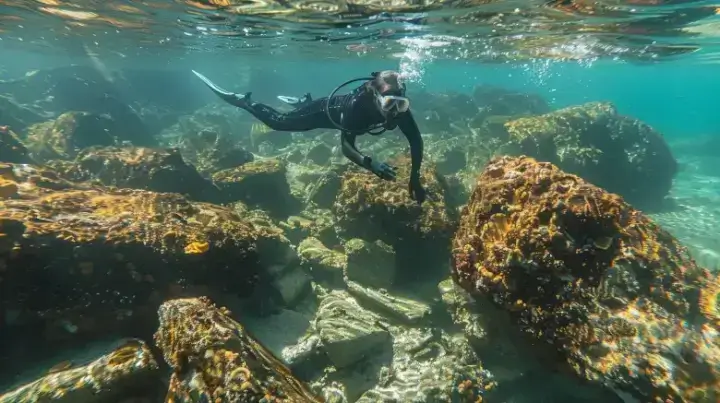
243 85 424 181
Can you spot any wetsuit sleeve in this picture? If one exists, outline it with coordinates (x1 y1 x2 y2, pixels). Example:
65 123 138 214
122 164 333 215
397 110 423 178
341 131 369 169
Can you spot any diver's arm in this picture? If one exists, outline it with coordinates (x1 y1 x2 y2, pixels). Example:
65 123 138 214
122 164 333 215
397 110 423 178
341 131 370 170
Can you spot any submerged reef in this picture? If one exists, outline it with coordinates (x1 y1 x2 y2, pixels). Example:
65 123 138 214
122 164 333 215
452 155 719 402
503 102 677 209
1 76 713 403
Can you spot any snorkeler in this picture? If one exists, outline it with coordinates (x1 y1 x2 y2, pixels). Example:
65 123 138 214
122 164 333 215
191 69 427 205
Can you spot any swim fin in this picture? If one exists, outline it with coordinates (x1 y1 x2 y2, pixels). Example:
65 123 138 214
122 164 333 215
192 70 249 108
277 92 312 108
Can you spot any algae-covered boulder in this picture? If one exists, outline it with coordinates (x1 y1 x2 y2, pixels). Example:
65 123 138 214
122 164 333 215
154 297 322 402
24 112 118 162
212 158 300 218
333 155 458 280
503 102 677 209
451 155 719 402
0 163 270 344
47 146 219 202
0 339 160 403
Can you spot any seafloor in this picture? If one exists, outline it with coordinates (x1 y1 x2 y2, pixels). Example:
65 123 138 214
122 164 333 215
0 66 718 403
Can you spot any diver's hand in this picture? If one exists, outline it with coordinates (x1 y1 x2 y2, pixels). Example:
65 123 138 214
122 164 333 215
409 174 426 204
368 159 397 181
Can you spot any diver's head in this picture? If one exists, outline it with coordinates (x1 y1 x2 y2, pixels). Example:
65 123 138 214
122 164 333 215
368 70 410 118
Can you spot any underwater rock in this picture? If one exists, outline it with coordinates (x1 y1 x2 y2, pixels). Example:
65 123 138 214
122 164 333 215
354 329 493 403
297 237 347 285
0 127 33 164
451 155 719 402
0 339 159 403
24 112 118 163
305 164 347 209
333 155 458 281
0 66 159 145
305 142 334 166
46 146 220 201
157 102 258 174
213 158 300 218
154 297 322 402
314 290 393 369
504 102 677 209
343 238 396 290
0 95 46 134
0 163 271 344
426 138 467 176
346 280 431 325
472 85 549 119
280 209 340 248
272 264 313 307
167 126 254 176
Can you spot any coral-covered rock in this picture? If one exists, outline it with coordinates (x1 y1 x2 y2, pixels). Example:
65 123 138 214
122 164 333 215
333 155 458 281
0 339 160 403
504 102 677 209
154 297 322 402
0 163 270 344
212 158 300 218
24 112 117 162
47 146 219 202
451 155 719 402
0 127 33 164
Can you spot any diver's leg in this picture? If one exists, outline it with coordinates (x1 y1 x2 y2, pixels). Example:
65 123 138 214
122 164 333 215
192 70 312 131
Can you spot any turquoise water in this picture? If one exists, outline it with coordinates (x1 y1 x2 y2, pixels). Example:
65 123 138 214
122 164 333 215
2 0 720 402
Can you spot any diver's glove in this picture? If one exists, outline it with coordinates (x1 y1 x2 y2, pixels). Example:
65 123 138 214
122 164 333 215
409 173 427 204
365 157 397 181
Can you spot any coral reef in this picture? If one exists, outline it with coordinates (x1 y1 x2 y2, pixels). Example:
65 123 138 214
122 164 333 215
0 162 269 342
46 146 219 202
452 155 719 402
503 102 677 209
0 339 159 403
155 296 322 402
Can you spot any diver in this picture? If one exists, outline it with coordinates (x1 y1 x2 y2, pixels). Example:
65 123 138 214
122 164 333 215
191 69 426 204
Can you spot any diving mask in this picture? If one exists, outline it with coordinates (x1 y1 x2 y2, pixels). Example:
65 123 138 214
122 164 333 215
377 94 410 113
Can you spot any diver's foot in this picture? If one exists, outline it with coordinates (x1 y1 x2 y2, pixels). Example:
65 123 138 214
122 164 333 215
233 92 252 108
